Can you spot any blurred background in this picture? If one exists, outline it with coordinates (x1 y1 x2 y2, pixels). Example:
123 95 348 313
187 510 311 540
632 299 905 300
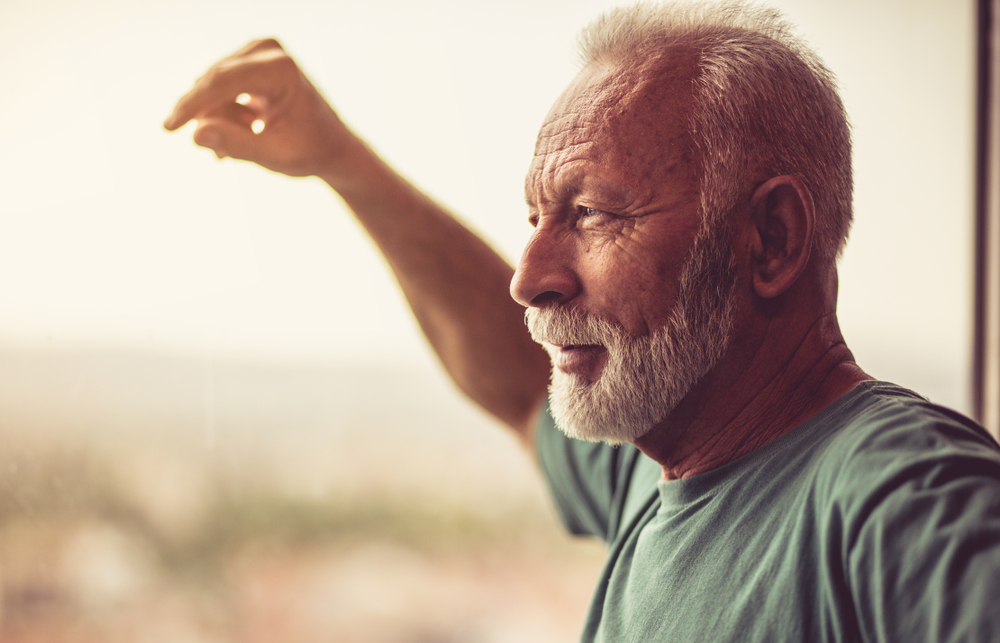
0 0 977 641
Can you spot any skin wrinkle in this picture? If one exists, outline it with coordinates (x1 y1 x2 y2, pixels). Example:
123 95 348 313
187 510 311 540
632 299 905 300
674 314 855 476
530 61 696 209
529 73 695 214
533 117 601 142
771 327 852 411
529 158 692 215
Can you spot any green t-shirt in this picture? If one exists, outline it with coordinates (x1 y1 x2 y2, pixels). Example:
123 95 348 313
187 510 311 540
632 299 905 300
536 381 1000 642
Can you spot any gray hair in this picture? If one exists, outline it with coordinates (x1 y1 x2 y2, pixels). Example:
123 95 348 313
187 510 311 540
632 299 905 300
578 1 853 263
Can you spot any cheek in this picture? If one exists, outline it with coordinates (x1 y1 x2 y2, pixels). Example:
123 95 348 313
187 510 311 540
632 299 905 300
632 250 695 323
606 232 687 292
578 253 681 333
574 216 698 322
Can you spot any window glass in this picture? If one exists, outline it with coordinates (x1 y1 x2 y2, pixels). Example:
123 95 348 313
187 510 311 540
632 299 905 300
0 0 975 639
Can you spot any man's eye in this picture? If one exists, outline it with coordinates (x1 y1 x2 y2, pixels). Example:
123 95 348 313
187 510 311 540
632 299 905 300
580 206 616 221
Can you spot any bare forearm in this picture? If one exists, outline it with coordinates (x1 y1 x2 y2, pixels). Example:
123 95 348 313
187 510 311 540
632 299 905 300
320 137 550 440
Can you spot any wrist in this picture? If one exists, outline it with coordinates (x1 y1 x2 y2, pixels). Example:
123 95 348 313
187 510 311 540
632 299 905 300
316 135 392 200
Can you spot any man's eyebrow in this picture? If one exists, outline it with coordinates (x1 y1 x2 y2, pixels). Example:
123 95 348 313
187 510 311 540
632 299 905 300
524 171 588 207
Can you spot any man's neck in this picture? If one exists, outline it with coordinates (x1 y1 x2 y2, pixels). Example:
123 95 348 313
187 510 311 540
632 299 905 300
633 314 872 480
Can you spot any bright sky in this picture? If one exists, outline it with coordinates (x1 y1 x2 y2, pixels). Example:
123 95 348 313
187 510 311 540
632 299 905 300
0 0 976 411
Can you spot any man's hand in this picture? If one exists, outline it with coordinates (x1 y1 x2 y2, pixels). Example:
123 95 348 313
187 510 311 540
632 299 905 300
164 39 350 178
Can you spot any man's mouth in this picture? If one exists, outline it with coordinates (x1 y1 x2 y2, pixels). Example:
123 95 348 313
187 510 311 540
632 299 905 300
551 343 608 379
543 341 598 354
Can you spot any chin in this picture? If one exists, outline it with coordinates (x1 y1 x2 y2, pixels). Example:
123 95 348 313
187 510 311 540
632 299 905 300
547 339 687 445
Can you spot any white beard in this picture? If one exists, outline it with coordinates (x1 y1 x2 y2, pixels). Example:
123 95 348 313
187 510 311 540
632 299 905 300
525 222 737 444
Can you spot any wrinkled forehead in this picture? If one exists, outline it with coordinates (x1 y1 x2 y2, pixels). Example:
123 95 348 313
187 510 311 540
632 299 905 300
527 51 701 201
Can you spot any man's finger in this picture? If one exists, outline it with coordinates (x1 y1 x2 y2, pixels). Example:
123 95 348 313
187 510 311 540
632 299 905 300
164 43 291 131
230 37 285 59
192 118 261 161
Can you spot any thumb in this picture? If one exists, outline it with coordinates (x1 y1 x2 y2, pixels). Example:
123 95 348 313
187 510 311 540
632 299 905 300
193 119 260 161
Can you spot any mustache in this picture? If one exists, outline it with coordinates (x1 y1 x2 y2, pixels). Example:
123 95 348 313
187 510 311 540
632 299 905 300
525 307 624 346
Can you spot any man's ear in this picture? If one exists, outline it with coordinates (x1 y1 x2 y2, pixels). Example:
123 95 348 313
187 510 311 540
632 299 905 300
747 175 814 299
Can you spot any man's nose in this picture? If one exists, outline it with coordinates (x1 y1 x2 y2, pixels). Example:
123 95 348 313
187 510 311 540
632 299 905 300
510 227 580 307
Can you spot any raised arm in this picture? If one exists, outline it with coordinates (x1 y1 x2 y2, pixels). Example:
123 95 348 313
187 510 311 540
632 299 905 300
164 39 550 443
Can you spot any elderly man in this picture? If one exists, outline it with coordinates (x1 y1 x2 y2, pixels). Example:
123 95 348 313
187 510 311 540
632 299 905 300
166 2 1000 641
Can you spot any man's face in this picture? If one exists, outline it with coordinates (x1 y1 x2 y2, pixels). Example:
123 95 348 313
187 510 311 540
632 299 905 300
511 54 738 443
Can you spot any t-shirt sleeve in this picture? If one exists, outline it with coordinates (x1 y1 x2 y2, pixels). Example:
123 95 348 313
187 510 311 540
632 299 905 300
534 401 654 543
837 399 1000 643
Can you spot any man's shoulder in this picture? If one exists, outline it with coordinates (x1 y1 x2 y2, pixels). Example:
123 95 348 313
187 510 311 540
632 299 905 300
820 381 998 461
809 380 1000 510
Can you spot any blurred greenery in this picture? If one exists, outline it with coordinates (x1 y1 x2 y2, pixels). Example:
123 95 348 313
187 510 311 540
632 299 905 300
0 443 578 579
